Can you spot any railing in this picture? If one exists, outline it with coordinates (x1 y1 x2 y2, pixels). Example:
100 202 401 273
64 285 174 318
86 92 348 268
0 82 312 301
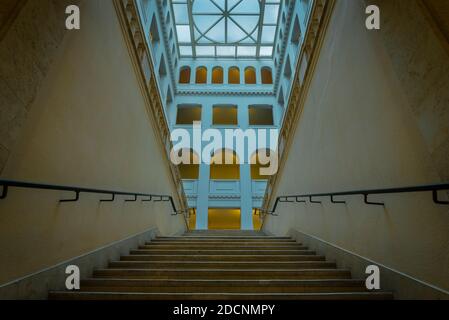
262 183 449 216
0 179 185 216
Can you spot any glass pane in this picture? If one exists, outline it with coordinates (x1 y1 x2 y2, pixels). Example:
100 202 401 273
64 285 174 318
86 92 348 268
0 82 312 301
263 4 280 24
173 4 189 24
237 46 256 56
261 26 276 43
179 46 193 56
177 26 191 42
260 46 273 56
196 46 215 56
217 46 235 56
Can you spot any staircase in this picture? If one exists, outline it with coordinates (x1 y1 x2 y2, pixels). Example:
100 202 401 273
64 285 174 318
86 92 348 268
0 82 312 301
49 230 393 300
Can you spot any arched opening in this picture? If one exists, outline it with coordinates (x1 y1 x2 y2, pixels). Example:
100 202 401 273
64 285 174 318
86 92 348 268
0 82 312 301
212 67 224 84
210 149 240 180
251 149 277 179
228 67 240 84
244 67 257 84
291 15 301 44
261 67 273 84
196 66 207 84
176 149 200 180
149 15 160 45
179 66 191 84
284 55 292 79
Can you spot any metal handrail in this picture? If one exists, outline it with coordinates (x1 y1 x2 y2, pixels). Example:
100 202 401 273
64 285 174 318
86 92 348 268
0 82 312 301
0 179 185 216
262 183 449 216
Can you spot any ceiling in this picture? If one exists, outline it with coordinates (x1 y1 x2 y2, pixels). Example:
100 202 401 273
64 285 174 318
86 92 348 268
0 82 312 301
171 0 282 59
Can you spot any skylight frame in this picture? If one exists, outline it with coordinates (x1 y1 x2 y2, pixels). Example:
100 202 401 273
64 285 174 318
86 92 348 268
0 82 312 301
171 0 282 59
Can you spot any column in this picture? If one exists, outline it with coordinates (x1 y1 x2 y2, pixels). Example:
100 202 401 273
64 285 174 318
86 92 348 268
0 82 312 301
195 103 212 230
238 103 253 230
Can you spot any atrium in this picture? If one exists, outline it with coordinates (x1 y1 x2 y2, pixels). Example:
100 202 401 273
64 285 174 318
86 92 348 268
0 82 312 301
146 0 306 230
0 0 448 301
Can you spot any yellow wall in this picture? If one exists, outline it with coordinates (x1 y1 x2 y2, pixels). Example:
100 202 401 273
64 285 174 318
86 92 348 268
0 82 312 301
264 0 449 290
0 0 185 284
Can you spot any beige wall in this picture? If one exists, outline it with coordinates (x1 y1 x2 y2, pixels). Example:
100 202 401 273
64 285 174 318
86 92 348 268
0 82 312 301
264 0 449 291
0 0 185 284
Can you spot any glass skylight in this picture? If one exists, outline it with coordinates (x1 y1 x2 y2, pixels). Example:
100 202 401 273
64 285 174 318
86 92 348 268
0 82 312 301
171 0 282 58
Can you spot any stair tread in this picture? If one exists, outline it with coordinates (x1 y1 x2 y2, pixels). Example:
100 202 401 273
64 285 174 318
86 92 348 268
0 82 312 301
49 291 393 300
47 233 393 300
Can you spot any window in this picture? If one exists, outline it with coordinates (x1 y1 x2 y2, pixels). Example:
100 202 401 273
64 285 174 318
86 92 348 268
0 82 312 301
213 105 238 125
245 67 257 84
249 105 274 126
176 104 202 125
196 66 207 84
210 149 240 180
177 149 199 179
212 67 224 84
228 67 240 84
261 67 273 84
251 149 275 179
179 66 191 84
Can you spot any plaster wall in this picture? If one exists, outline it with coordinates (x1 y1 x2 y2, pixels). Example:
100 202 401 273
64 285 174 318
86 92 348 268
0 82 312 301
0 0 185 285
264 0 449 291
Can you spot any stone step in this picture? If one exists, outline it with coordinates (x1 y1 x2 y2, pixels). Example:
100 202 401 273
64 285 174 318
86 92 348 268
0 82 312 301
108 261 337 270
130 249 316 255
149 239 298 244
49 291 393 300
158 236 292 240
92 268 352 280
138 244 309 250
145 240 301 246
79 279 369 294
120 254 326 262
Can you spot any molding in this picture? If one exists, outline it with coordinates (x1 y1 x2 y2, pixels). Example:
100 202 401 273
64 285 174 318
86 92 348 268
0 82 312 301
288 228 449 299
176 90 274 96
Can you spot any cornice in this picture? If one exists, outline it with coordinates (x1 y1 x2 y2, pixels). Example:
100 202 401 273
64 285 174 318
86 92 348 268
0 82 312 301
176 90 275 96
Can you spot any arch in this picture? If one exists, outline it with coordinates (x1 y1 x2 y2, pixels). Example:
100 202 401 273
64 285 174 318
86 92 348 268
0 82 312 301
212 67 224 84
250 149 277 179
196 66 207 84
210 149 240 180
291 15 301 44
244 67 257 84
261 67 273 84
176 148 200 180
284 55 292 78
179 66 191 84
149 15 160 44
228 67 240 84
